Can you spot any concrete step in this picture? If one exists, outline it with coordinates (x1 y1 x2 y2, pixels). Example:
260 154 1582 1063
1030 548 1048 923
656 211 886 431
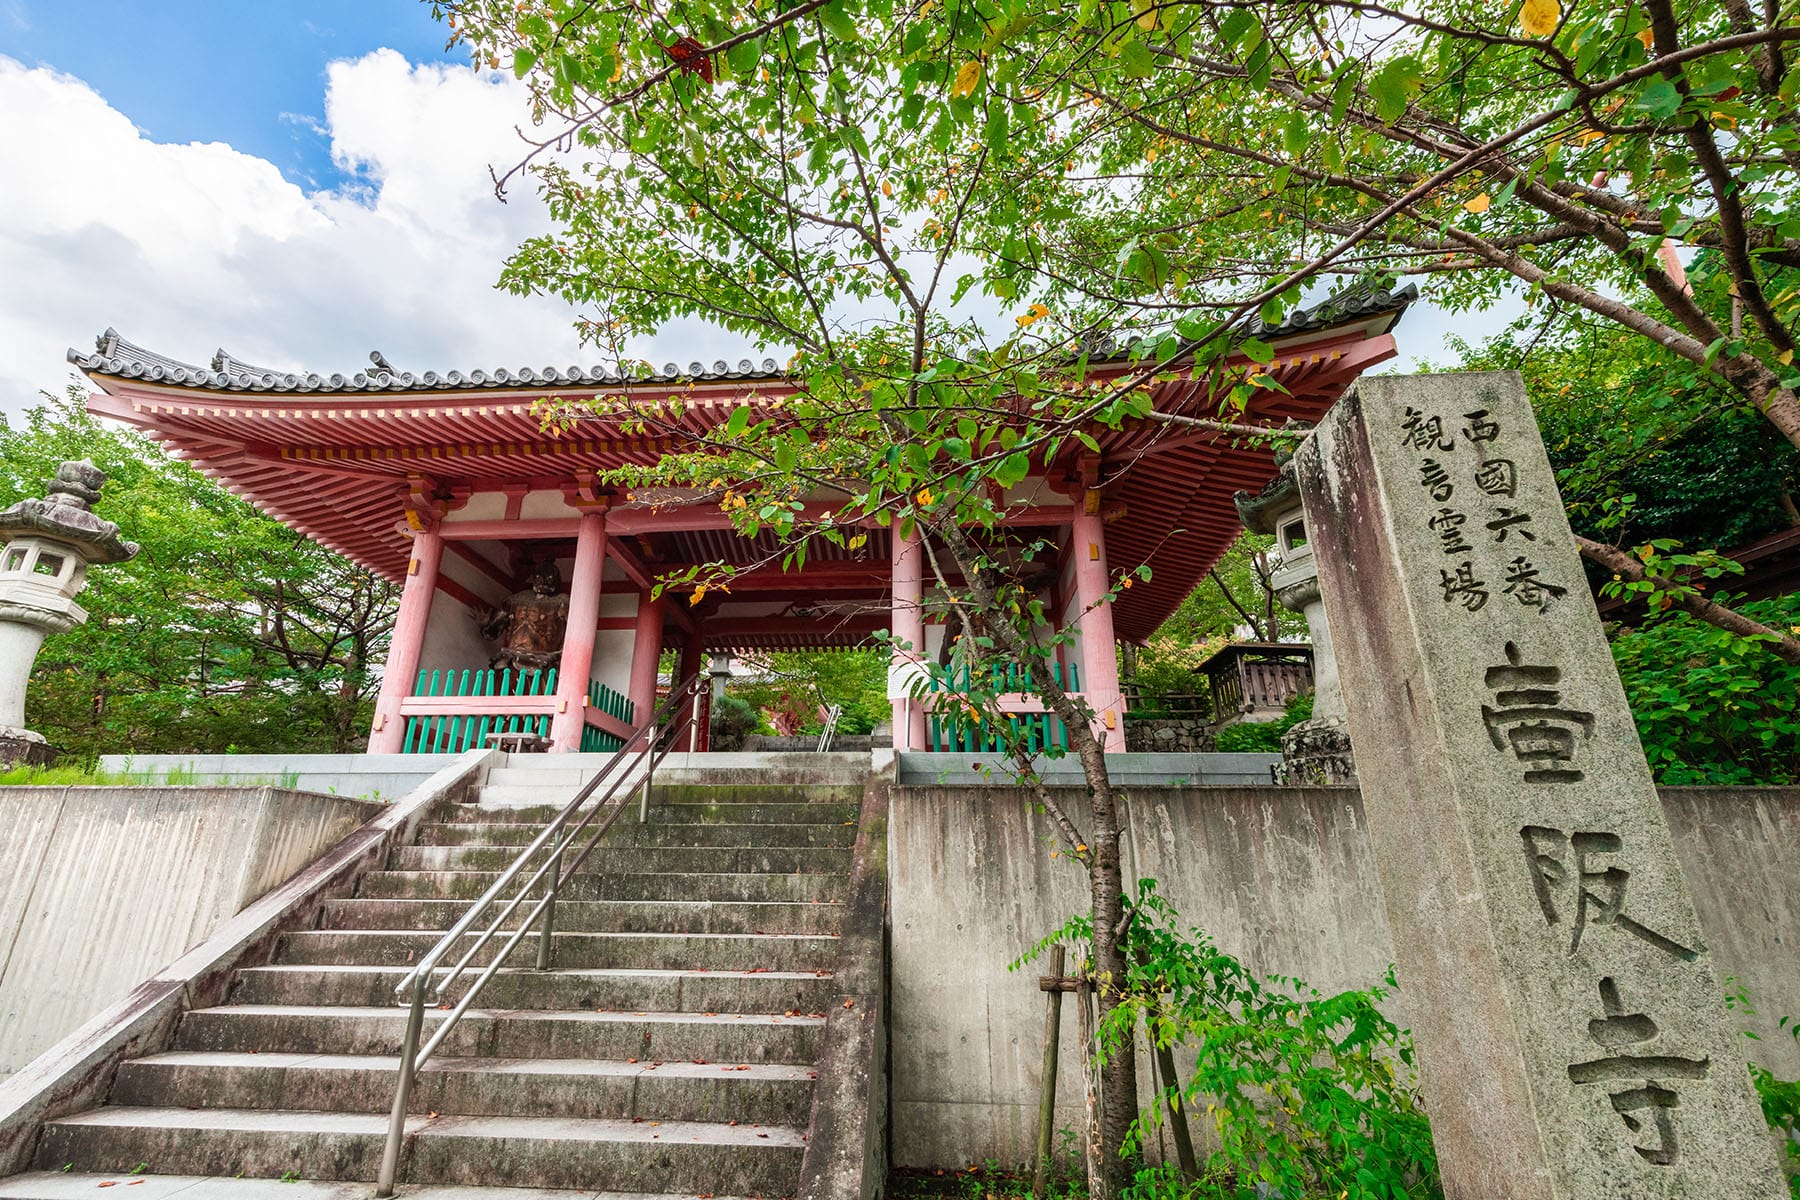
175 1006 826 1062
416 821 855 849
35 1107 805 1194
0 1172 702 1198
321 897 845 935
390 845 852 875
112 1052 817 1126
473 777 862 804
230 964 834 1015
440 800 859 826
358 870 849 904
276 929 839 973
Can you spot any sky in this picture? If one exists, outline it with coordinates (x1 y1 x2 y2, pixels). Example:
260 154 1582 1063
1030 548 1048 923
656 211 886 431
0 1 1485 420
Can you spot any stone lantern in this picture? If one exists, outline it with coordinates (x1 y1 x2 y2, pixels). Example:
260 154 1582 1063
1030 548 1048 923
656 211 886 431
1235 454 1355 784
0 461 138 766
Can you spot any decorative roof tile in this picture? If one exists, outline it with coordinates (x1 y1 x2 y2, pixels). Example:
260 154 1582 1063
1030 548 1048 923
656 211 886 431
69 284 1414 396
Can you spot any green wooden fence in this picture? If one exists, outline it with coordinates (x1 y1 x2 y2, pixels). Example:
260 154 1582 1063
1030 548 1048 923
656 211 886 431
579 682 634 753
401 667 557 754
926 662 1080 753
402 670 640 754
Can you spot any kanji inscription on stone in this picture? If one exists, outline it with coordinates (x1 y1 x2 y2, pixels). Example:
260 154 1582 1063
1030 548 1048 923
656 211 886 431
1293 373 1784 1200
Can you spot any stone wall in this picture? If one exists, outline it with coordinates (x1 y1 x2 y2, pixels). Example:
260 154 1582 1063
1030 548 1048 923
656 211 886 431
0 786 379 1077
887 783 1800 1169
1122 718 1216 753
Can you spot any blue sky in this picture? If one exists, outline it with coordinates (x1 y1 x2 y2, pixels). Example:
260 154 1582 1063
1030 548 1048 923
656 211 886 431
0 1 460 190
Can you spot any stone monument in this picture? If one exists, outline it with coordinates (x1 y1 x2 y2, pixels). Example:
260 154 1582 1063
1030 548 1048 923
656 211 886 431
1294 373 1785 1198
1235 450 1355 783
0 461 139 767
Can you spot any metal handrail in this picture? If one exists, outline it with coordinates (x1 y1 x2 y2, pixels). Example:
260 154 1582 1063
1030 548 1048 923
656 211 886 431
816 703 843 752
374 672 710 1197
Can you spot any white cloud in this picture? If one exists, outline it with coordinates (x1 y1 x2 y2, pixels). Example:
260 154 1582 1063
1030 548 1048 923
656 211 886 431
0 50 745 416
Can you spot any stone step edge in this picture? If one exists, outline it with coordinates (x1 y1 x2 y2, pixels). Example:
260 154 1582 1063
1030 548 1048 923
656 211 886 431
0 1171 757 1200
238 964 834 981
123 1050 820 1080
188 1005 828 1027
45 1106 809 1149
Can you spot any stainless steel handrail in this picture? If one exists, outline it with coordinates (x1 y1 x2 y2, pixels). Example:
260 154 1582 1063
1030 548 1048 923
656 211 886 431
816 703 843 752
374 672 709 1197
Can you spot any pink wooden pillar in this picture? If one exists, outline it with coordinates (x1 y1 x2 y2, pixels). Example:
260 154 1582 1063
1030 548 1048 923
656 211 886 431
674 628 707 751
626 594 665 730
889 525 928 752
369 529 443 753
1070 510 1126 753
549 511 607 752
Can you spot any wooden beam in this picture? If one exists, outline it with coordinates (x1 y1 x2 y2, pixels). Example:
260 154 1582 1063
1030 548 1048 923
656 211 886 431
447 540 518 592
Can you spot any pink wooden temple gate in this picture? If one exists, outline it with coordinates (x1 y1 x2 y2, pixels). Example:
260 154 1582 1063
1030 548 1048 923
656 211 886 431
69 287 1410 753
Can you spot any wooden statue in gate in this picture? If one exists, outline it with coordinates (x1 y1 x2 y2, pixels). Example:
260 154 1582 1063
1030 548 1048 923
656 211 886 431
483 559 570 671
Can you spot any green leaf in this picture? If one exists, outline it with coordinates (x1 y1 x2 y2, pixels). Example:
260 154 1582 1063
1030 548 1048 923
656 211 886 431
725 37 762 76
818 0 860 40
1239 337 1275 365
512 48 538 78
725 405 752 438
1369 56 1423 124
1635 76 1682 120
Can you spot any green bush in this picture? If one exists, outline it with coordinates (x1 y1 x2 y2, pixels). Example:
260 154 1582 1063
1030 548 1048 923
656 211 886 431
1609 592 1800 785
1213 691 1314 754
708 694 763 751
1022 881 1439 1200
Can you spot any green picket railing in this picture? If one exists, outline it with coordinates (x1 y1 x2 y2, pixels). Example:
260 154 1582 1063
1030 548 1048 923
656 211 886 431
401 667 558 754
926 661 1079 753
580 682 634 753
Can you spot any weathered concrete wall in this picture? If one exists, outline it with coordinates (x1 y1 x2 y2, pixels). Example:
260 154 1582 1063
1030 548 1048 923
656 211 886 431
889 783 1800 1169
0 786 378 1078
94 752 463 801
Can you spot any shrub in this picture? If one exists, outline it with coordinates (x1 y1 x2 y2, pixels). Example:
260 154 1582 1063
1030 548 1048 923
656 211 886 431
1021 881 1439 1200
1213 691 1314 754
1609 592 1800 785
708 694 763 751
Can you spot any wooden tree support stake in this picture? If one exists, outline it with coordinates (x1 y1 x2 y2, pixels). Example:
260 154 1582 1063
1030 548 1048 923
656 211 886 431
1032 944 1066 1200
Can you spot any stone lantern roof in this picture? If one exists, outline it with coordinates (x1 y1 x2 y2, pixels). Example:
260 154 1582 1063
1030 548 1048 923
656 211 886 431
0 461 138 564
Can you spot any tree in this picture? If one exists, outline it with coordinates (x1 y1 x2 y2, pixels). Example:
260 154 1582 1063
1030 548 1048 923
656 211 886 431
0 389 399 756
435 0 1800 1183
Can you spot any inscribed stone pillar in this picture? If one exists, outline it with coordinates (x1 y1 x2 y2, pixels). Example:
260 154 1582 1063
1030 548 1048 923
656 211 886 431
1069 510 1125 753
1293 372 1784 1198
370 527 443 754
549 511 606 752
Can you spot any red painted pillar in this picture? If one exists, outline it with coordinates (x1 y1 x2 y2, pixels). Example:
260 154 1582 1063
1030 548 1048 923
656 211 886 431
674 627 708 751
626 594 665 731
1070 511 1126 753
549 511 607 752
889 525 928 751
369 529 443 753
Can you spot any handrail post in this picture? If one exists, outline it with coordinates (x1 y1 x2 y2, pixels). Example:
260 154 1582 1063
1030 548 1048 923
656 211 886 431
535 845 562 971
639 723 656 824
376 975 429 1197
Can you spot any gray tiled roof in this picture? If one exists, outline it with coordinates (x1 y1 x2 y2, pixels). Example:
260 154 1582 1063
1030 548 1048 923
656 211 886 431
68 283 1415 396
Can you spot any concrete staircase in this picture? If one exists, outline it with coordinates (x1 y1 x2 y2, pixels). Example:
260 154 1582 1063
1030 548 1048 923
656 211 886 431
0 761 864 1199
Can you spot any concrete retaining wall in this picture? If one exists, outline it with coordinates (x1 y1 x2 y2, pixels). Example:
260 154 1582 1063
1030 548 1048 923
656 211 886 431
888 783 1800 1169
0 786 379 1078
92 753 465 802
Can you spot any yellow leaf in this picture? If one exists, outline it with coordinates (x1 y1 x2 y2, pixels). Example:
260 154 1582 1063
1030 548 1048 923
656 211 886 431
1136 7 1156 29
951 60 982 99
1637 27 1655 50
1519 0 1559 37
1016 302 1050 327
1780 349 1795 366
882 180 893 197
1464 193 1491 214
